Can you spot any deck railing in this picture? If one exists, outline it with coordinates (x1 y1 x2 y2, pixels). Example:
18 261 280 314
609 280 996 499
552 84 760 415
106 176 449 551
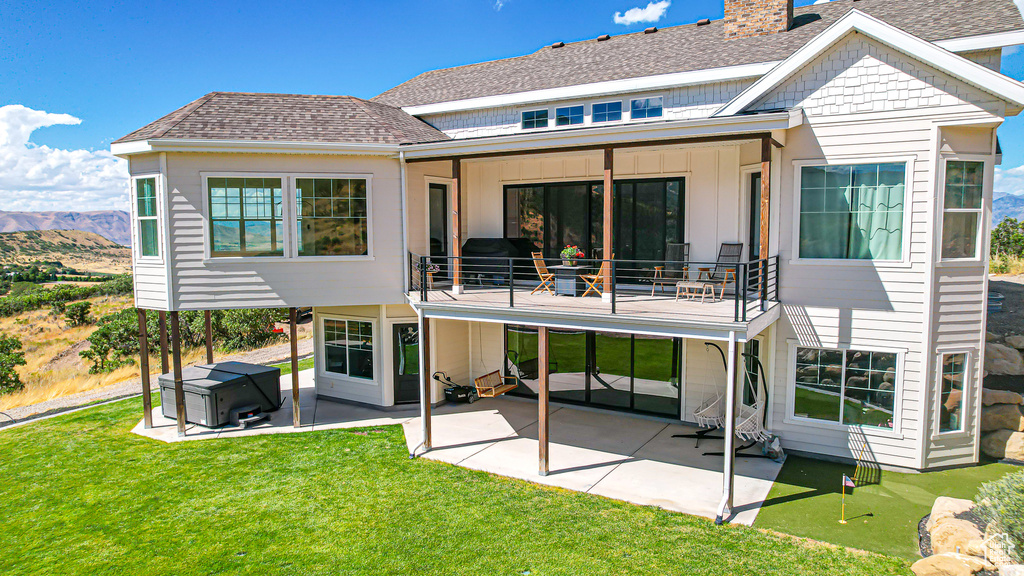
408 253 780 323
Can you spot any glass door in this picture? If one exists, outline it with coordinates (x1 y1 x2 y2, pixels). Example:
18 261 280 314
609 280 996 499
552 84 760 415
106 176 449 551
392 324 420 404
748 172 762 261
428 183 449 278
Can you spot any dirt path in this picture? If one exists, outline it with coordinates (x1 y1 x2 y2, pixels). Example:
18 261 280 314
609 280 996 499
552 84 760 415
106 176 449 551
0 339 313 427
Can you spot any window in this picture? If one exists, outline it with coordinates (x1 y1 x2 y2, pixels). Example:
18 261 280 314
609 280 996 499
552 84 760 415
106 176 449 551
942 160 984 259
630 97 663 119
323 318 374 380
135 177 159 258
208 177 283 257
593 101 622 123
522 110 548 130
296 178 369 256
798 163 906 260
555 106 584 126
939 353 967 433
793 346 897 429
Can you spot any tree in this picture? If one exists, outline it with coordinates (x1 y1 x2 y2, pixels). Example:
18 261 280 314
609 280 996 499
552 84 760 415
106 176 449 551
992 217 1024 257
64 301 92 326
81 309 139 373
0 335 27 395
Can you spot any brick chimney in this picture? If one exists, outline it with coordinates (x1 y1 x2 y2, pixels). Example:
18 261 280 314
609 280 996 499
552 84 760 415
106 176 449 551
724 0 793 39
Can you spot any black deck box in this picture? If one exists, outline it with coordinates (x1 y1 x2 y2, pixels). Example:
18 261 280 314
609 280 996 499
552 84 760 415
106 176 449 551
158 362 282 428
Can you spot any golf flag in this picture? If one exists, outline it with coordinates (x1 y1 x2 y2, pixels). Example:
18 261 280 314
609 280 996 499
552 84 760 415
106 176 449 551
843 475 855 489
839 475 854 524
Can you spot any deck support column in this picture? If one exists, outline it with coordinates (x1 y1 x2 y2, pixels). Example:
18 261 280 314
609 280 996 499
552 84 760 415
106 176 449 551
289 308 300 428
136 309 153 429
204 310 214 364
169 311 186 437
416 312 432 455
158 311 169 375
602 147 614 303
451 158 463 295
538 326 550 476
715 331 738 524
759 136 771 262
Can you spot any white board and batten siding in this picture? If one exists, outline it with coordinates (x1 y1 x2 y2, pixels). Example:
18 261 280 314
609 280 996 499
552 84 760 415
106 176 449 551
754 32 1004 469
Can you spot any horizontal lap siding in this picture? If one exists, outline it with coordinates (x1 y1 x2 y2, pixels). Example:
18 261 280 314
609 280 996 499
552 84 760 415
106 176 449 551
134 264 168 309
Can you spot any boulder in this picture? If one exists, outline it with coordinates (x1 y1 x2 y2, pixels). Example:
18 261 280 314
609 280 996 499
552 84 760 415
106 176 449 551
986 343 1024 375
981 404 1024 432
931 518 984 555
912 553 988 576
981 430 1024 460
965 539 986 557
988 331 1001 342
1007 335 1024 349
983 388 1024 406
927 497 976 531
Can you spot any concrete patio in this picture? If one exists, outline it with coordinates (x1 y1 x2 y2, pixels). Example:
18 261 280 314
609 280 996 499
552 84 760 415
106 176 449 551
132 369 782 525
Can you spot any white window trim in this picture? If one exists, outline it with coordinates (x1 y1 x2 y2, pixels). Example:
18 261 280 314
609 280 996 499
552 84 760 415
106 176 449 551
937 155 991 264
788 156 916 268
629 95 665 121
130 174 164 264
318 314 379 385
784 340 905 438
520 108 550 130
200 172 290 261
933 349 973 439
553 104 585 128
290 173 375 260
423 176 451 267
591 100 625 125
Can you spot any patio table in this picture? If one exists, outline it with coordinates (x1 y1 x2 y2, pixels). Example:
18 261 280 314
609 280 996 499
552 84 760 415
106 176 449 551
550 265 585 296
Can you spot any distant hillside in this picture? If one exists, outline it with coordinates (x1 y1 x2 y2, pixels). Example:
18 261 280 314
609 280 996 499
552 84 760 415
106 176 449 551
994 193 1024 224
0 230 131 275
0 210 131 246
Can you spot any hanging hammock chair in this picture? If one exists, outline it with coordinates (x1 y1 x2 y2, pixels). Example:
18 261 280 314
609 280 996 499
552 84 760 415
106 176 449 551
674 342 727 446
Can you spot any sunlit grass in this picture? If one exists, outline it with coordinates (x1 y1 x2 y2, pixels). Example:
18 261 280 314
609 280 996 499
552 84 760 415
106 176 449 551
991 254 1024 275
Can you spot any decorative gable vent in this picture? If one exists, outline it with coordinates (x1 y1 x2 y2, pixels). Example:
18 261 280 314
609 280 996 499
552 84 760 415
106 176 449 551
724 0 793 39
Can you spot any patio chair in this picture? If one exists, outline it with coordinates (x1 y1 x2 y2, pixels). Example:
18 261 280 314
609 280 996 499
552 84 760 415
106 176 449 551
474 370 519 398
698 242 744 300
530 252 556 295
651 243 689 295
580 254 613 297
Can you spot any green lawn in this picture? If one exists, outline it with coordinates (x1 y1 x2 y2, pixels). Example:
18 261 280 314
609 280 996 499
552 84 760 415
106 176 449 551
269 355 314 376
0 397 909 576
755 455 1017 559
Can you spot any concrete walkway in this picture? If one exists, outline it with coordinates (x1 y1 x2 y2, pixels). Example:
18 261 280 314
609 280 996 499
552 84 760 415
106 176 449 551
132 370 782 525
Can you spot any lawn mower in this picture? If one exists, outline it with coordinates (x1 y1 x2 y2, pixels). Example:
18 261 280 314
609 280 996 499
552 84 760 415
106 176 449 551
432 371 479 404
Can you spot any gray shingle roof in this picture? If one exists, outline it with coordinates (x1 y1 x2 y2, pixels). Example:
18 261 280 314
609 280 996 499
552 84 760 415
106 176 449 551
372 0 1024 108
114 92 449 145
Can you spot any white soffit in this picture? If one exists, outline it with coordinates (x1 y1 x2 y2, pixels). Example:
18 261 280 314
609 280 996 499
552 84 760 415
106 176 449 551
714 9 1024 117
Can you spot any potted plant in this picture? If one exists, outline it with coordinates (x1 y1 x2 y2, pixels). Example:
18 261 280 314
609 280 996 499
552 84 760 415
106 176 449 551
560 245 585 267
414 261 441 288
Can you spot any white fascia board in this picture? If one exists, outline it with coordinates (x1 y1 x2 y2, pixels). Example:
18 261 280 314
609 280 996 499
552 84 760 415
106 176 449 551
400 110 801 159
715 9 1024 118
401 61 778 117
111 138 400 157
934 29 1024 53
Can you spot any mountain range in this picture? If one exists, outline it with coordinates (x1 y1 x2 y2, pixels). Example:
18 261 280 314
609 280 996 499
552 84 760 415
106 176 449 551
0 210 131 245
994 192 1024 224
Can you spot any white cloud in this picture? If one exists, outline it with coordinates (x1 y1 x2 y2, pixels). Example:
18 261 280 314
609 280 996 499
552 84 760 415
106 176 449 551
995 164 1024 197
493 0 506 10
814 0 831 4
0 105 128 212
613 0 670 25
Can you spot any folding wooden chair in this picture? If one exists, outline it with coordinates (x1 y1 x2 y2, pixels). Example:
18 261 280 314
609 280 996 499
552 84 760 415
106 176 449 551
580 255 612 297
530 252 556 295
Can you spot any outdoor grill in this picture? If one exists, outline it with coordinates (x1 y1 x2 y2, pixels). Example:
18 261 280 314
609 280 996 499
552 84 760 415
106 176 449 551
461 237 537 284
158 361 282 428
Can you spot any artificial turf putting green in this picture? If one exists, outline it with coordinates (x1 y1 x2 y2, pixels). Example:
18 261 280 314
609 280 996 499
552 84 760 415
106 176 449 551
269 355 315 376
0 396 909 576
754 455 1018 559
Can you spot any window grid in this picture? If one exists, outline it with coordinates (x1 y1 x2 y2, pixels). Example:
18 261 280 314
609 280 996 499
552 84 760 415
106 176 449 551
942 160 984 259
630 97 663 120
522 110 548 130
555 105 584 126
939 352 967 433
323 318 374 380
208 177 283 257
593 102 622 123
296 178 369 256
794 346 898 430
135 177 159 258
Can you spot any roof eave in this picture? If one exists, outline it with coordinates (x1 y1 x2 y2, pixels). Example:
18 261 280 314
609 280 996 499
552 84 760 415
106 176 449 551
110 138 402 158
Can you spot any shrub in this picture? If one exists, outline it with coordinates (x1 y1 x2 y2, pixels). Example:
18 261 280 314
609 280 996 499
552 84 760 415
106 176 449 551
992 218 1024 258
976 469 1024 562
81 308 139 373
0 335 27 394
0 274 132 318
220 308 285 350
64 301 92 326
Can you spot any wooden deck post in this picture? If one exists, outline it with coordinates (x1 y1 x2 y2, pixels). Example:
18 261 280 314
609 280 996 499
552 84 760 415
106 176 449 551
538 325 550 476
289 308 300 428
602 147 614 302
759 136 771 261
136 308 153 429
451 158 463 293
715 331 738 524
418 313 432 452
204 310 214 364
169 311 186 437
158 310 169 375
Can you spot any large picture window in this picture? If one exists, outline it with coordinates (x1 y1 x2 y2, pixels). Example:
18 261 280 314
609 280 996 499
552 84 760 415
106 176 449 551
799 163 905 260
135 177 159 258
323 318 374 380
793 346 898 429
942 160 984 259
296 178 369 256
938 352 967 433
208 177 283 257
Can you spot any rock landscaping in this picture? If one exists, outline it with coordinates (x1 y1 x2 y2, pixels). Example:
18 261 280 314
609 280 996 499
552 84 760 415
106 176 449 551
914 492 1022 576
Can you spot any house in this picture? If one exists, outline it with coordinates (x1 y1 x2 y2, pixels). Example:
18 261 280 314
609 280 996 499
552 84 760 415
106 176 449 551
112 0 1024 523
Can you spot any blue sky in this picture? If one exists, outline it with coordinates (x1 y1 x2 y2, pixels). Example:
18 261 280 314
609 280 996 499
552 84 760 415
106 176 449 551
3 0 1024 211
